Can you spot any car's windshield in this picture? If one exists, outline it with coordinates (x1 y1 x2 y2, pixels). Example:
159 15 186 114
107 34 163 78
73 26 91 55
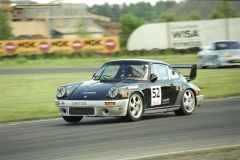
93 61 149 81
215 41 240 50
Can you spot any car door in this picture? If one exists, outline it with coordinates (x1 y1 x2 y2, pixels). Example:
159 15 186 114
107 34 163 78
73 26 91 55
149 64 175 108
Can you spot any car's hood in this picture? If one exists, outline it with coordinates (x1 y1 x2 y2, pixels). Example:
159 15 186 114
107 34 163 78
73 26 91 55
219 49 240 56
68 80 143 100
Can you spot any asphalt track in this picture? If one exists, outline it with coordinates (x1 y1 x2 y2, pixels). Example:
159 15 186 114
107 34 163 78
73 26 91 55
0 96 239 160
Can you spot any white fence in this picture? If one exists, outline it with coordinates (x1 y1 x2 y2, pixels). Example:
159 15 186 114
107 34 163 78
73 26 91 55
127 17 240 50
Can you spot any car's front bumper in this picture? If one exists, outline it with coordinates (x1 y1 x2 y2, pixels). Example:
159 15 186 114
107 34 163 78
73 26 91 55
55 99 129 117
196 95 204 106
219 56 240 66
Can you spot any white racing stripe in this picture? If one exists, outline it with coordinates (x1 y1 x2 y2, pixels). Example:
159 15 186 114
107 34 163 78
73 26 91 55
119 144 240 160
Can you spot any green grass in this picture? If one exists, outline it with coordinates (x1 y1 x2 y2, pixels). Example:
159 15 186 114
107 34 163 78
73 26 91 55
0 53 198 69
0 73 91 123
179 69 240 98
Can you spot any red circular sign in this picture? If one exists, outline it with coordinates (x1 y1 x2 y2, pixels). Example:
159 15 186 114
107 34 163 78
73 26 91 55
5 42 16 54
105 39 116 51
72 40 82 51
39 41 50 53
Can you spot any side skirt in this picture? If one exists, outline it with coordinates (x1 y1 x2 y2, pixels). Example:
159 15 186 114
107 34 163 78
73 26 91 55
144 105 180 114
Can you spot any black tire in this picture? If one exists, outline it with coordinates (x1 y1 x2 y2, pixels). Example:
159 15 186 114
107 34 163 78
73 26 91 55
174 90 195 116
62 116 83 123
122 92 144 122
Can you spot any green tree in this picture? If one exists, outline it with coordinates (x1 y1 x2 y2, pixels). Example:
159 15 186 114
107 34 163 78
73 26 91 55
88 1 176 23
211 0 239 19
179 11 202 21
111 4 121 22
76 18 90 38
0 8 14 40
119 13 145 48
187 11 202 20
159 13 177 22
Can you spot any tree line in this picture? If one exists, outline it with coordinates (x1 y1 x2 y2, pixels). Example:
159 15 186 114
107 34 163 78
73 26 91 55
88 1 176 23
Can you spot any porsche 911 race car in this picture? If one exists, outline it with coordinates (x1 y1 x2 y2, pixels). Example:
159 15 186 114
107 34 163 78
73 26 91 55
55 59 204 123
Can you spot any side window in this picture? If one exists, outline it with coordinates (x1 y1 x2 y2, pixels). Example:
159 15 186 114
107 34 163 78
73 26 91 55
168 68 180 79
152 64 168 80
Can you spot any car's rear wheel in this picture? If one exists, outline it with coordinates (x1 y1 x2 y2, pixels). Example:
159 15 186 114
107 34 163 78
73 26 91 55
62 116 83 123
174 90 195 116
122 92 143 122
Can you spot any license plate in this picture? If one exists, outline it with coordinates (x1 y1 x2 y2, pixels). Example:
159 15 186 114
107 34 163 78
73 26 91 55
69 108 94 115
72 102 87 106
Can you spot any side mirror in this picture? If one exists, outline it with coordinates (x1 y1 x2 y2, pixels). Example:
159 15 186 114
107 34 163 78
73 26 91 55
150 73 158 82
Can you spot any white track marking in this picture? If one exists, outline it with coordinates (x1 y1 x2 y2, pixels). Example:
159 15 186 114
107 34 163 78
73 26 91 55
0 118 62 127
119 144 240 160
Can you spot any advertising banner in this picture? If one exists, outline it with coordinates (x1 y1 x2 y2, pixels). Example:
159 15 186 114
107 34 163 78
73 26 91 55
0 37 120 55
169 22 202 49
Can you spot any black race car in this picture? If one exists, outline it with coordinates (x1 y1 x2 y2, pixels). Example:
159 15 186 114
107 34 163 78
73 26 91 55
55 59 203 123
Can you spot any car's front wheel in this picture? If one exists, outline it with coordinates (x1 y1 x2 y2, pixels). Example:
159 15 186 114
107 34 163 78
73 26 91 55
174 90 195 116
122 92 143 122
62 116 83 123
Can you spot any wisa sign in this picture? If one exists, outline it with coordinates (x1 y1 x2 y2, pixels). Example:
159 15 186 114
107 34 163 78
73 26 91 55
170 23 203 49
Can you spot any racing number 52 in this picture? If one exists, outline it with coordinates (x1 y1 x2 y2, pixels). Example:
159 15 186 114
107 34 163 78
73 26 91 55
152 86 161 98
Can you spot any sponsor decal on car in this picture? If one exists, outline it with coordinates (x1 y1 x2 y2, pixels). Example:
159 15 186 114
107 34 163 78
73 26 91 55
128 85 139 89
162 98 170 104
82 92 96 94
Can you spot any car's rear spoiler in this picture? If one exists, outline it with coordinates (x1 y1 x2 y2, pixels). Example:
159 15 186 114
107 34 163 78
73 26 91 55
171 64 197 82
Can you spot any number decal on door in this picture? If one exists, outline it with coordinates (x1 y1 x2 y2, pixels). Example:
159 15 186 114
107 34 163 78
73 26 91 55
151 86 161 106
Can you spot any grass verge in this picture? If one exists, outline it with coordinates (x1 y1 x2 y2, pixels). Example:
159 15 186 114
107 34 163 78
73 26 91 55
0 53 198 69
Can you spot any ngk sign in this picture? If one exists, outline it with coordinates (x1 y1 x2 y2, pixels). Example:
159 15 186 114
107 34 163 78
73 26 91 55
0 37 120 55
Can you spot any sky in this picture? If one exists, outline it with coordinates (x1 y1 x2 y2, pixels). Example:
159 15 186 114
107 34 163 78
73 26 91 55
33 0 182 6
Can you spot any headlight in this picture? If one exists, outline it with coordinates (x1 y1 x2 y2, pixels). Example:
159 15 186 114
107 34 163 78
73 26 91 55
222 52 232 57
56 84 78 98
108 87 119 98
56 86 68 98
